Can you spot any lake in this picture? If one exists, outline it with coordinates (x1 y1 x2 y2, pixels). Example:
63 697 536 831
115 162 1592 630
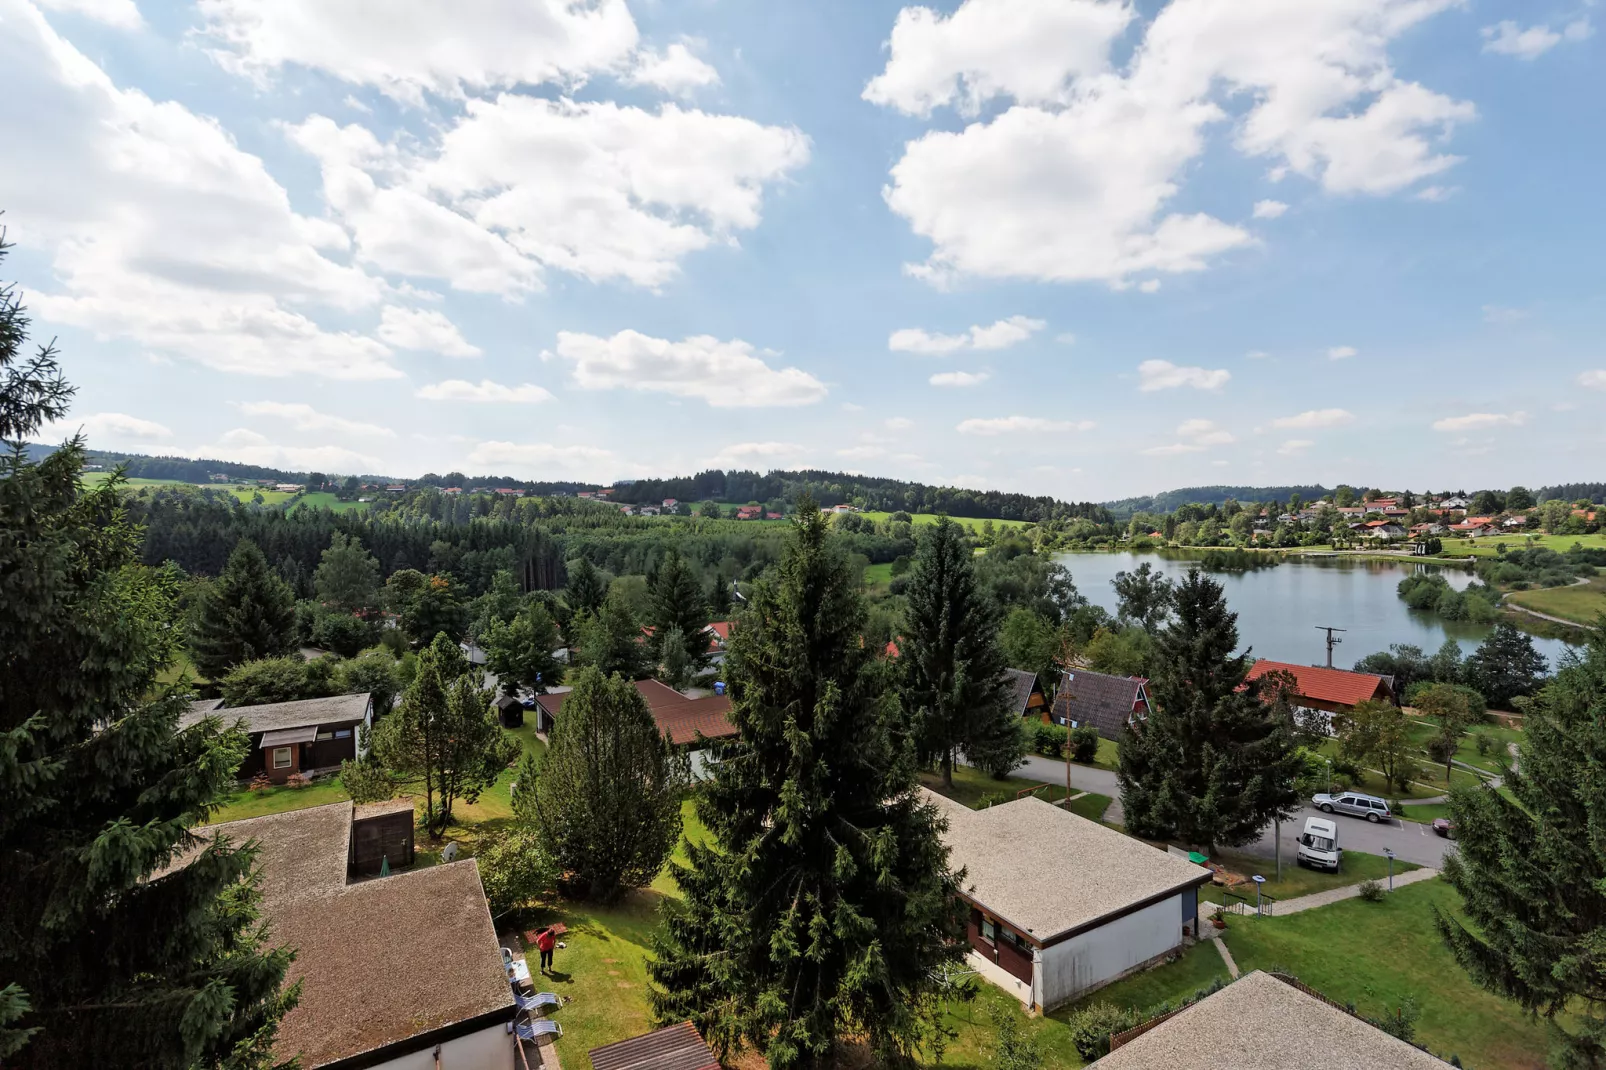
1054 551 1577 672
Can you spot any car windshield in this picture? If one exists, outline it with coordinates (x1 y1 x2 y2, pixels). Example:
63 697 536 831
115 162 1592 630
1308 835 1335 851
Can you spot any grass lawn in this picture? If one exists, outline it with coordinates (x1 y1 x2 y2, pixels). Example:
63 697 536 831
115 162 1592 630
919 765 1075 809
1071 736 1120 772
1446 533 1606 559
862 561 895 589
209 777 351 822
1223 878 1550 1070
1199 848 1419 906
1064 792 1113 822
1404 715 1521 778
293 490 371 513
1506 575 1606 625
1313 737 1486 800
860 511 1032 532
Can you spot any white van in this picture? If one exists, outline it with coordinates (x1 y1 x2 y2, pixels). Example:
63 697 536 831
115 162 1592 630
1296 817 1341 872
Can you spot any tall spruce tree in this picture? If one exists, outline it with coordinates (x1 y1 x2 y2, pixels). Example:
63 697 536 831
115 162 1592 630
1117 569 1301 850
312 531 380 615
649 500 964 1069
903 515 1022 784
1438 626 1606 1067
0 250 294 1066
564 556 606 615
647 548 709 673
530 667 681 902
1467 622 1548 709
189 539 297 680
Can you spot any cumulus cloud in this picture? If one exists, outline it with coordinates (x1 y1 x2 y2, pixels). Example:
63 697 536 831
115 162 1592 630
888 315 1045 354
885 416 915 430
377 306 482 357
1327 345 1358 360
1137 359 1230 392
867 0 1472 288
1271 408 1355 429
1481 19 1592 60
1277 438 1315 456
837 445 888 461
1580 370 1606 389
1252 199 1289 219
200 428 382 471
1143 417 1235 454
238 401 395 437
551 330 827 407
710 441 805 466
37 0 142 29
957 415 1096 435
624 42 720 95
1431 411 1529 432
415 379 555 403
43 411 173 443
467 439 615 474
930 370 990 387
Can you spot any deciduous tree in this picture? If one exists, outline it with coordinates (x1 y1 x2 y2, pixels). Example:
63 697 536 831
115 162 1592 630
1332 699 1414 793
189 539 297 680
312 532 380 615
482 604 562 697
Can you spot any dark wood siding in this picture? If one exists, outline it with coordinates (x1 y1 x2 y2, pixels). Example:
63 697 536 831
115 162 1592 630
349 809 415 875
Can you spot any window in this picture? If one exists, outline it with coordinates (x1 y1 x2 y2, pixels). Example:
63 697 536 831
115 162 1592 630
272 747 293 770
315 730 334 742
334 729 352 739
980 918 996 944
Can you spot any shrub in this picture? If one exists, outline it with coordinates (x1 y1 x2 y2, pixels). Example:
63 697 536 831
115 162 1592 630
1357 879 1386 902
340 755 397 804
312 611 380 658
285 772 310 790
248 772 270 792
1069 725 1101 764
1474 733 1494 757
1330 756 1362 781
1065 1002 1139 1060
477 829 559 918
1033 722 1067 758
1425 736 1456 766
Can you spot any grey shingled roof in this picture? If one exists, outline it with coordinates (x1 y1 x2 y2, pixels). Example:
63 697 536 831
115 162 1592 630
1090 970 1448 1069
1053 669 1145 741
589 1022 720 1070
924 789 1209 944
179 692 371 734
1004 668 1039 716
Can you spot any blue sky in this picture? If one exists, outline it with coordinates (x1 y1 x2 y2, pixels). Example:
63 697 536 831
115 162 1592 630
1 0 1602 501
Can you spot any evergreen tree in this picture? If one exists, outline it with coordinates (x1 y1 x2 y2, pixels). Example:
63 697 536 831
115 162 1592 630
0 255 294 1066
189 540 297 680
649 500 964 1069
1438 627 1606 1066
903 516 1022 783
577 594 648 680
564 556 606 615
531 667 680 902
659 627 693 689
1467 622 1548 708
1117 569 1301 850
482 604 562 697
648 548 709 672
707 573 732 619
312 531 380 615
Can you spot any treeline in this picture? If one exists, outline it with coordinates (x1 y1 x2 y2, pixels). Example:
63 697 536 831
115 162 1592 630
1104 484 1331 517
1538 482 1606 504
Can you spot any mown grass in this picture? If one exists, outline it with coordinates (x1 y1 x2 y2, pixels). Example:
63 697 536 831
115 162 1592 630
918 764 1075 809
860 511 1033 532
1199 848 1418 905
1505 575 1606 625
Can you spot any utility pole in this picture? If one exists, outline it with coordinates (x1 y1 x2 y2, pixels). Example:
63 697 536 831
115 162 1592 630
1315 625 1346 668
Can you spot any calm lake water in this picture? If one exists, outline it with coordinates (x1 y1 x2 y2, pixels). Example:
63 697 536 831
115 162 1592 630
1055 551 1577 672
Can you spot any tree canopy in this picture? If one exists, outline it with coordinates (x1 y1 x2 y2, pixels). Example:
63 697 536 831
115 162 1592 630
189 539 297 680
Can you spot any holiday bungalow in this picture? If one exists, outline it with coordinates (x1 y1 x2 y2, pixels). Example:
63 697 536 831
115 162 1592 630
926 789 1211 1012
1451 516 1497 536
1051 669 1151 741
164 802 513 1069
533 679 736 776
1005 668 1052 723
1244 661 1395 729
181 693 372 784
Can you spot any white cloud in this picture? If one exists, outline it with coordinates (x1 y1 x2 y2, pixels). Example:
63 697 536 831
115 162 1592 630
239 400 395 438
288 100 808 292
552 330 827 407
1580 370 1606 389
1481 305 1528 324
1415 185 1455 202
709 441 805 467
1481 19 1592 60
1277 438 1315 456
1252 199 1288 219
1142 442 1206 456
868 0 1472 288
1271 408 1355 429
957 415 1096 435
1143 416 1235 454
1137 359 1230 392
624 42 720 96
930 370 990 387
1431 411 1529 432
1138 279 1162 293
415 379 555 403
1055 332 1077 346
1246 349 1271 359
885 416 915 430
377 306 482 357
199 428 382 471
0 5 401 381
840 402 865 413
1327 345 1358 360
37 0 141 29
888 314 1045 354
44 411 173 443
467 439 616 475
837 445 887 461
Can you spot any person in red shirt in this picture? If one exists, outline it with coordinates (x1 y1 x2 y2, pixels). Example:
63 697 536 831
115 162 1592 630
534 926 556 974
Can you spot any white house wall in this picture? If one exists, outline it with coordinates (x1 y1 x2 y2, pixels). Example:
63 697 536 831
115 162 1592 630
359 1022 511 1070
1036 895 1185 1010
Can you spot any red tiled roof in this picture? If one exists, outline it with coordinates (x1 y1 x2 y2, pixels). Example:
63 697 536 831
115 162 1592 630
1246 660 1394 708
652 695 737 745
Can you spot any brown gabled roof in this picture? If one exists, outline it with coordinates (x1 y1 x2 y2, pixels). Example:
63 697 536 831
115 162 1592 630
1053 669 1147 741
1004 668 1040 716
590 1022 720 1070
652 695 737 745
179 692 371 734
1245 660 1394 708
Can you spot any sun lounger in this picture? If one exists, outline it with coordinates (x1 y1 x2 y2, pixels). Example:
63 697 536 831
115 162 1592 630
514 1020 562 1041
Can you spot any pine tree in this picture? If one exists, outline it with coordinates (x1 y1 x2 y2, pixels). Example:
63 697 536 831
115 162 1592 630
1117 569 1301 851
312 531 380 615
578 594 648 680
0 247 294 1066
903 515 1022 784
1467 622 1548 708
564 556 606 615
648 548 709 672
189 539 297 680
649 500 964 1069
1438 627 1606 1066
531 667 681 902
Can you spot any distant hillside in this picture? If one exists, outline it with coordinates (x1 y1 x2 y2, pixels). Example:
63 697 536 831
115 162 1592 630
1103 485 1334 516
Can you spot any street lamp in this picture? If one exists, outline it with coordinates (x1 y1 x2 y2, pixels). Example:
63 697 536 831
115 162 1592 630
1384 848 1395 892
1252 874 1266 914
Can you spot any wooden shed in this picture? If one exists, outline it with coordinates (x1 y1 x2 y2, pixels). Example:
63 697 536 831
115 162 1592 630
348 799 416 876
495 694 524 728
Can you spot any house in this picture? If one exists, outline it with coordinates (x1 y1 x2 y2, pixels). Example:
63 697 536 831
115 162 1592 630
1410 522 1445 536
1244 660 1395 727
578 491 594 498
274 483 303 494
181 693 372 784
1004 668 1052 723
1363 520 1406 540
735 505 762 520
1336 506 1367 518
1451 518 1496 536
828 504 857 514
662 498 678 508
384 483 406 494
766 511 783 520
590 1022 718 1070
168 802 513 1068
1089 970 1447 1068
1051 669 1151 740
443 486 462 495
639 505 660 516
1502 514 1530 529
494 487 522 497
704 620 733 664
533 679 736 777
926 789 1211 1012
1441 496 1471 509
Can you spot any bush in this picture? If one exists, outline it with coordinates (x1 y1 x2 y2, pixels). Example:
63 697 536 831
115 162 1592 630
1474 734 1493 757
312 611 380 657
340 755 397 804
1425 736 1456 766
285 772 310 789
1069 725 1101 764
1065 1002 1139 1060
477 829 559 918
1357 879 1386 902
1034 722 1067 758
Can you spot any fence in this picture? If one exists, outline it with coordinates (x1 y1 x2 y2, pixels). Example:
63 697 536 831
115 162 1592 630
1218 890 1276 917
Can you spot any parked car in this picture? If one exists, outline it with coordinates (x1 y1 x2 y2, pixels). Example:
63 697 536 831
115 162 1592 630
1296 816 1342 871
1312 792 1393 823
1432 816 1455 839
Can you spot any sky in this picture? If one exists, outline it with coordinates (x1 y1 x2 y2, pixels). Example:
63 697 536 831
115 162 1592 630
1 0 1603 502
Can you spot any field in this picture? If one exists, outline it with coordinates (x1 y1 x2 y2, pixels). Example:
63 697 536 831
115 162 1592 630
1505 575 1606 625
80 471 371 511
1223 879 1552 1069
860 511 1033 532
1442 532 1606 559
